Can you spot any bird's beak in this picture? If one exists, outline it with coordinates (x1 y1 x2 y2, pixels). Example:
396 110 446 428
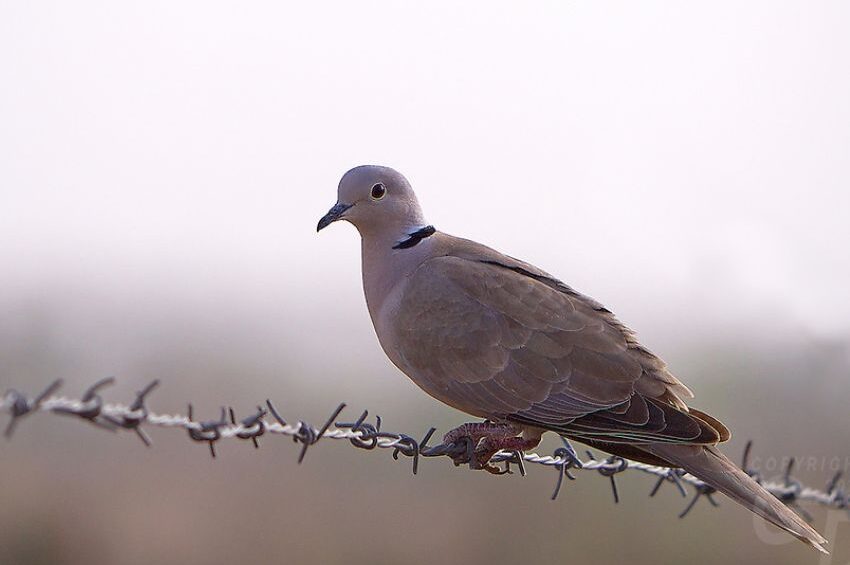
317 202 353 232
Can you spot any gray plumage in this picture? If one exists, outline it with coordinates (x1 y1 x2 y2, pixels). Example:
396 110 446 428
318 165 827 553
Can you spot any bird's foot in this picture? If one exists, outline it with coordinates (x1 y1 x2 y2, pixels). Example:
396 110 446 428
442 422 541 475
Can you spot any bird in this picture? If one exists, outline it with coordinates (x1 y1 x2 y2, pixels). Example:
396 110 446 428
317 164 827 553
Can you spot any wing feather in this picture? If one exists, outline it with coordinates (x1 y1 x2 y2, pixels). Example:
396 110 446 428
391 251 726 445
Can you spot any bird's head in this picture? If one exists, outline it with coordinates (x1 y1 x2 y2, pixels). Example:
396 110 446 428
317 165 427 238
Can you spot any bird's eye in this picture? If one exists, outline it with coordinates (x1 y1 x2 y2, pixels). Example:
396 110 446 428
370 183 387 200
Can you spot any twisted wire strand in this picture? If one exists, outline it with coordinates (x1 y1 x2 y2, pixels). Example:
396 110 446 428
1 378 847 519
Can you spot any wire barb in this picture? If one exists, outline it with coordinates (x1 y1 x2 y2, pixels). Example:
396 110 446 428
101 379 159 446
1 378 847 522
3 378 63 438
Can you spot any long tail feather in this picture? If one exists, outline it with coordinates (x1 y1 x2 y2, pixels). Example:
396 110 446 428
644 443 828 554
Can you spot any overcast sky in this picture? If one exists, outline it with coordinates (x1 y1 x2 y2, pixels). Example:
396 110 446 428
1 1 848 362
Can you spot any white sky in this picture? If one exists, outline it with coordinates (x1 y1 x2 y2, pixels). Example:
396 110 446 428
1 1 848 358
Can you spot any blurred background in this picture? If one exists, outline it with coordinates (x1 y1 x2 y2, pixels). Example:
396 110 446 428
1 1 848 564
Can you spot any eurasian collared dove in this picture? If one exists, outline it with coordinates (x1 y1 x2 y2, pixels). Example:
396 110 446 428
318 165 827 553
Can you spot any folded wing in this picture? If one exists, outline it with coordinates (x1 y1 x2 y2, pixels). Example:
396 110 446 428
392 251 729 448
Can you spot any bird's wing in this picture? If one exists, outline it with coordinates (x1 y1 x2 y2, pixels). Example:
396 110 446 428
392 251 728 445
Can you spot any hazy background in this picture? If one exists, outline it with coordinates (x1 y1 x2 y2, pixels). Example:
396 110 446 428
1 1 848 564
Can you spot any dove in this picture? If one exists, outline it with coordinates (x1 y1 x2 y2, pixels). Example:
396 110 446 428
317 165 827 553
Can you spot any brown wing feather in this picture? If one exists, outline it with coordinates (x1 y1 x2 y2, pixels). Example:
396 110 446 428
392 252 729 446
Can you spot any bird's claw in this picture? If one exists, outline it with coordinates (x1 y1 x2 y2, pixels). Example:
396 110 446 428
446 442 506 474
482 462 511 475
441 421 539 475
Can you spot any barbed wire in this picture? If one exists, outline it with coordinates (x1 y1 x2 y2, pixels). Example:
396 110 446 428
1 377 847 522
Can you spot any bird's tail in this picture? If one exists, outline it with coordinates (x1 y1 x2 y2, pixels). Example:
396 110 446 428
644 443 828 554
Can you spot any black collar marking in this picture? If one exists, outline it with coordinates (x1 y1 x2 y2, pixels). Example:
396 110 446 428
393 225 436 249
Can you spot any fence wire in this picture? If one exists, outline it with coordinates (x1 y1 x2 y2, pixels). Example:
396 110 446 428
1 377 847 522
